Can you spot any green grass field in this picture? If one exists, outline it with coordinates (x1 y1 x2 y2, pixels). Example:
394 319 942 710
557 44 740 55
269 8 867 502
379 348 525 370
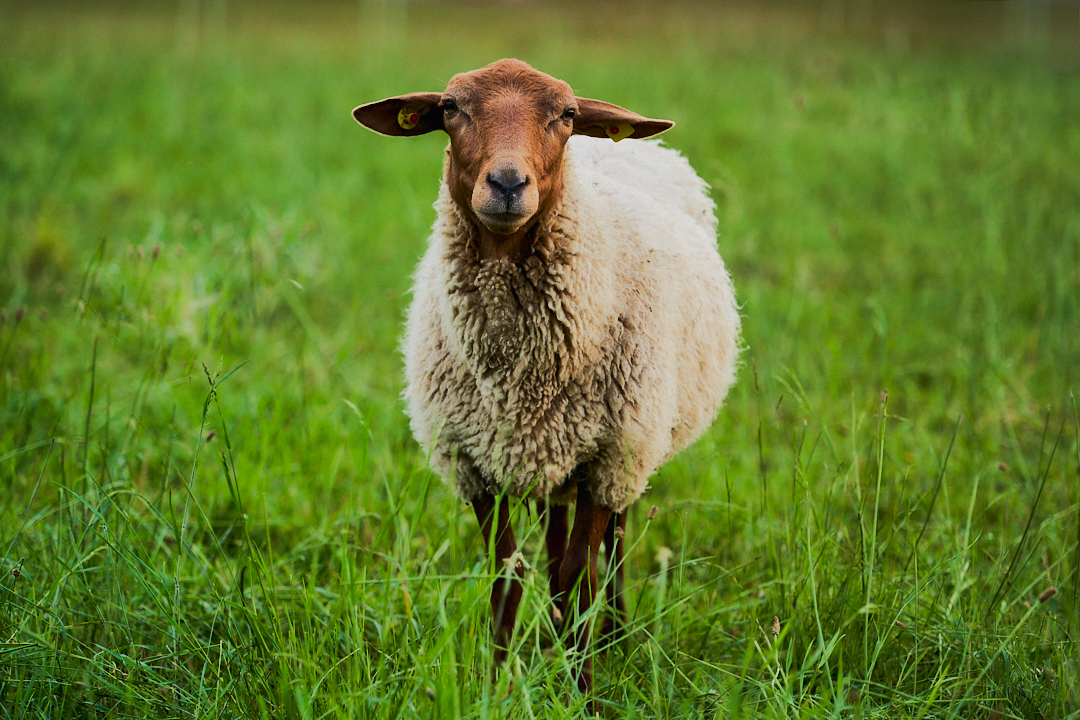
2 2 1079 717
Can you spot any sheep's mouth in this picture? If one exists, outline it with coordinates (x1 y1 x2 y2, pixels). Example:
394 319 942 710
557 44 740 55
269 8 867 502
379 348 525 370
476 210 531 234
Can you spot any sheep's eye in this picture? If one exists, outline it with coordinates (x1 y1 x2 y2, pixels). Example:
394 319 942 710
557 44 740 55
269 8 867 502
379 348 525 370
562 108 576 121
442 99 458 114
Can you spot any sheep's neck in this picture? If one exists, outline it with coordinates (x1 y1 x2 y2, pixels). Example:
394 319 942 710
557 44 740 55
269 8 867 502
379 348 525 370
474 223 536 264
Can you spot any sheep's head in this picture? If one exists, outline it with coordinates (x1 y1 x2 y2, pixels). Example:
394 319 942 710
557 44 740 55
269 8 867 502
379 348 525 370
353 60 673 254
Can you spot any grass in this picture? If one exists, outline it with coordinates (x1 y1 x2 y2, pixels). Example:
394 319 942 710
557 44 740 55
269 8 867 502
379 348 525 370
1 1 1079 717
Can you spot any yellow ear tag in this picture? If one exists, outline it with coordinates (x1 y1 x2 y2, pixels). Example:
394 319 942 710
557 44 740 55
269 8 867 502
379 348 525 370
605 123 634 142
397 107 421 130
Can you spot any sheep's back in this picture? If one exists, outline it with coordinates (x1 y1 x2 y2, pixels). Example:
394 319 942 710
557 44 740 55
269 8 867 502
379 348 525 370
565 135 717 237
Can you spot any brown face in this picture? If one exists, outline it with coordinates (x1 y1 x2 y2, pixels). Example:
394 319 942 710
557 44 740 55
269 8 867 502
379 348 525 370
353 59 675 242
439 61 576 235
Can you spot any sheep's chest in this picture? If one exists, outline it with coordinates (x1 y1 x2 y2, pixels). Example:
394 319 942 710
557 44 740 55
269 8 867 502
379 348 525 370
471 262 549 373
438 256 609 495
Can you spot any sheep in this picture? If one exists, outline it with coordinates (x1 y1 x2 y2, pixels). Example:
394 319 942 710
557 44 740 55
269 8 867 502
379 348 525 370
352 58 739 706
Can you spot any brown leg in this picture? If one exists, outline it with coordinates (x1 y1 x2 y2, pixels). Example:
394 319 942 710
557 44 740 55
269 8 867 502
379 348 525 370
600 510 627 646
538 498 569 629
558 482 612 705
473 492 522 667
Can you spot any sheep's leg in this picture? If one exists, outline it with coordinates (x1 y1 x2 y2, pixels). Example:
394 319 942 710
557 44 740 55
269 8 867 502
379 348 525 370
559 483 612 704
600 510 627 647
538 498 569 630
473 492 523 668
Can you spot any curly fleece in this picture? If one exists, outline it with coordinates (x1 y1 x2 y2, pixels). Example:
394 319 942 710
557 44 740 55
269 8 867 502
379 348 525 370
403 135 740 512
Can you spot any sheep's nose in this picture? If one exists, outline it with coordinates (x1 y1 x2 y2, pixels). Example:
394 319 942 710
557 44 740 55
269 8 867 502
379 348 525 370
487 168 528 197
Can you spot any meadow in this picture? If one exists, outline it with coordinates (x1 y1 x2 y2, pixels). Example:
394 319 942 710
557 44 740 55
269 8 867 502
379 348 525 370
1 2 1079 717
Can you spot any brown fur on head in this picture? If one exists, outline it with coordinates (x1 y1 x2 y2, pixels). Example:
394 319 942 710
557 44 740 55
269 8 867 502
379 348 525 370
353 59 674 261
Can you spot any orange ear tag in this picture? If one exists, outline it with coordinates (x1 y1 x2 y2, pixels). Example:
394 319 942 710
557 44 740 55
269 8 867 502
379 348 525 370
605 123 634 142
398 107 421 130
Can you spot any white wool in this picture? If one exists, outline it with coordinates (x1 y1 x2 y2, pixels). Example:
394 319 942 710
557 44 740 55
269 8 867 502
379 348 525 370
403 135 740 512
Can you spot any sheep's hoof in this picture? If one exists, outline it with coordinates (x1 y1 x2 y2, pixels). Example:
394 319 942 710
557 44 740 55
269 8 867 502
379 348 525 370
551 605 564 631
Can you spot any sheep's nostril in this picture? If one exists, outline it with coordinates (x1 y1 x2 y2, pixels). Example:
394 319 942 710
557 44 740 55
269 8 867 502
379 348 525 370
487 169 528 197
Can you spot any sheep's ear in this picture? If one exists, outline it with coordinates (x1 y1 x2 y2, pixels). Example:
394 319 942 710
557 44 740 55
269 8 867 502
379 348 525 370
572 97 674 141
352 92 445 137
